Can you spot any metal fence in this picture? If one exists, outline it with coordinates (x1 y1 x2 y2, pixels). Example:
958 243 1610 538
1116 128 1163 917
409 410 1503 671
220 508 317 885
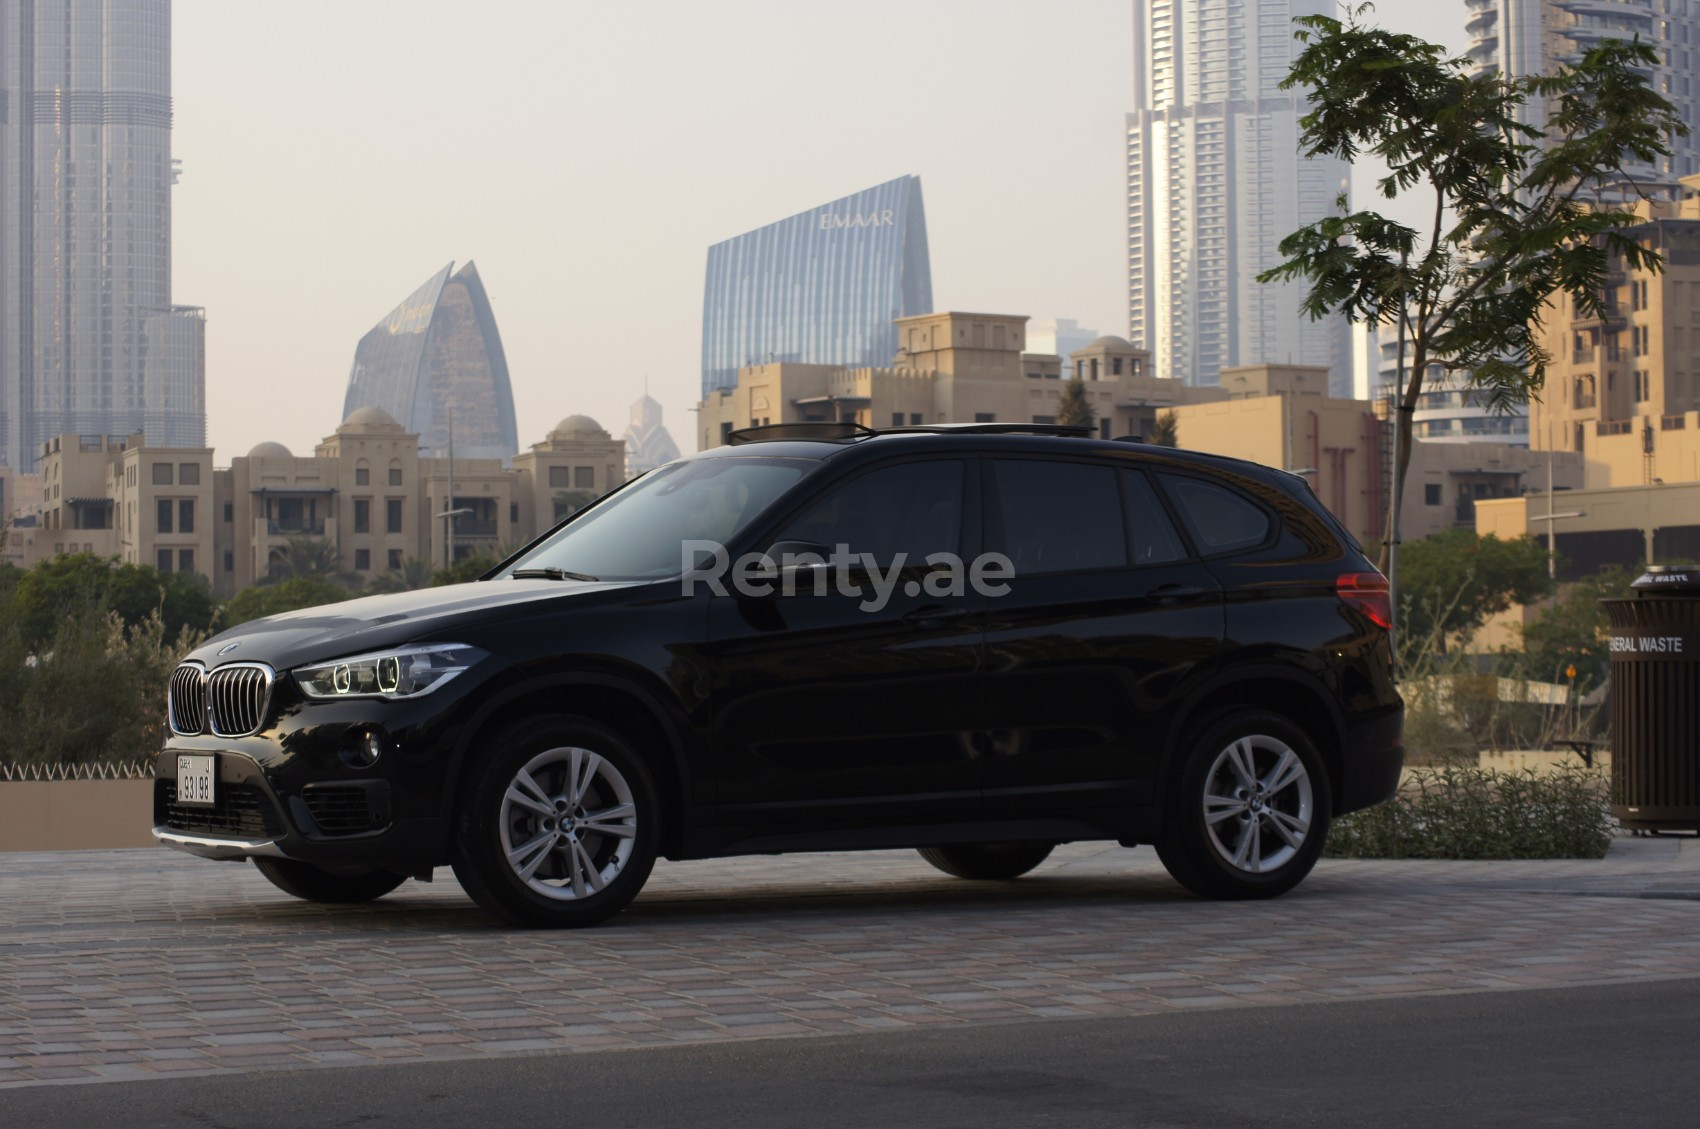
0 760 155 782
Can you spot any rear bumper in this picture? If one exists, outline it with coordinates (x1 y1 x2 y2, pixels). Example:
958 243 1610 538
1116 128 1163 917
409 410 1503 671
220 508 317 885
1336 706 1404 816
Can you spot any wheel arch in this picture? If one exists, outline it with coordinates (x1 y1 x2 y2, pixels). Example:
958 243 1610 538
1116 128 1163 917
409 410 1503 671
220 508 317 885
442 672 695 859
1161 666 1346 815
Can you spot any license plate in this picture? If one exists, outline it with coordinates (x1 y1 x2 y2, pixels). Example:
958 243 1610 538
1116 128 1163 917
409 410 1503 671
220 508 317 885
177 755 216 807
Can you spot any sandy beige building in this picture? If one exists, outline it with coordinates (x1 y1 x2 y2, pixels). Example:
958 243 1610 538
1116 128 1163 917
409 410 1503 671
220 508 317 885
1462 174 1700 588
1529 173 1700 489
700 310 1570 554
697 311 1224 450
1167 365 1578 550
3 410 626 598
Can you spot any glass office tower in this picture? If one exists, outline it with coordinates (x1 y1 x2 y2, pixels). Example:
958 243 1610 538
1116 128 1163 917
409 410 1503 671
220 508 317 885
343 261 519 463
2 0 203 471
701 175 933 398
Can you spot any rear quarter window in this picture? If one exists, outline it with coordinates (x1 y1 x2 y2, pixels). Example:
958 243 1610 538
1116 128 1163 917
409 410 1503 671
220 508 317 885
1160 475 1270 555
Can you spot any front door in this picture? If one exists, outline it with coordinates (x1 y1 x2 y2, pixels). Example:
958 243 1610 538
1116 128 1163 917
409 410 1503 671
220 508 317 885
707 458 985 827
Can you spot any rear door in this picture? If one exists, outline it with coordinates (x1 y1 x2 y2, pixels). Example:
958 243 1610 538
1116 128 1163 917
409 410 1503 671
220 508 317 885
980 457 1224 812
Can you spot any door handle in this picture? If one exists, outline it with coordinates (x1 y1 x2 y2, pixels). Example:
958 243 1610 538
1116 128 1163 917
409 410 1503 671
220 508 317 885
1147 583 1208 606
903 605 969 626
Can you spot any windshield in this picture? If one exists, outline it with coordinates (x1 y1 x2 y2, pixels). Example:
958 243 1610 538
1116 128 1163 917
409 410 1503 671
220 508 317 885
502 457 814 581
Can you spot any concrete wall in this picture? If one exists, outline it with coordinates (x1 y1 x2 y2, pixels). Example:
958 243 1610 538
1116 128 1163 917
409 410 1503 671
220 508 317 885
0 781 157 852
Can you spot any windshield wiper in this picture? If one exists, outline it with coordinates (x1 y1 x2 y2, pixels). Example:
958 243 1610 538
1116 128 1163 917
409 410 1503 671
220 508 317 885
511 567 600 582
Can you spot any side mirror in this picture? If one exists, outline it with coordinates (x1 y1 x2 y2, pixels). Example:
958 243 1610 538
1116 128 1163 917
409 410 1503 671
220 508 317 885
759 540 835 597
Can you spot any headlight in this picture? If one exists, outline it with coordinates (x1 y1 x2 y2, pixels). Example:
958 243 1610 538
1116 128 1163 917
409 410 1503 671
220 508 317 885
293 643 487 701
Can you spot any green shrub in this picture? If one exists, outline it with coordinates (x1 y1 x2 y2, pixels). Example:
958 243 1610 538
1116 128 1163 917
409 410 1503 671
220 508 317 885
1325 764 1613 859
0 601 204 766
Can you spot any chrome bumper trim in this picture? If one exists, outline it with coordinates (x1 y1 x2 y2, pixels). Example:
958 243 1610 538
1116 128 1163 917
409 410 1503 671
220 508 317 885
152 826 286 860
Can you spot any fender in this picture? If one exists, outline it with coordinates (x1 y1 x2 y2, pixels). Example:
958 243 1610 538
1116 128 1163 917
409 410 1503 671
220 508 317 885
1154 660 1347 799
439 667 700 817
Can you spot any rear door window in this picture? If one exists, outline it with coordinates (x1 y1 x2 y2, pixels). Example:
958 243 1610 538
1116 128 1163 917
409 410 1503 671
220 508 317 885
1121 471 1185 565
993 460 1127 575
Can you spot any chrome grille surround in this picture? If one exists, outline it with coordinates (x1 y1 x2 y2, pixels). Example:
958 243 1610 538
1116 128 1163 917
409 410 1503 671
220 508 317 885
208 663 275 737
167 662 275 738
168 662 208 735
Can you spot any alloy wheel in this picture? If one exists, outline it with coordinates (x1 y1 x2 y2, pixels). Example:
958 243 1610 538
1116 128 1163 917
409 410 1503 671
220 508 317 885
1201 734 1315 874
497 745 638 900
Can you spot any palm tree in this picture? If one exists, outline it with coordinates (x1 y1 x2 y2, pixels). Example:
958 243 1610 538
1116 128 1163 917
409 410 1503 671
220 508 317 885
265 537 358 588
552 489 600 523
1056 376 1095 430
1148 410 1179 448
367 555 434 593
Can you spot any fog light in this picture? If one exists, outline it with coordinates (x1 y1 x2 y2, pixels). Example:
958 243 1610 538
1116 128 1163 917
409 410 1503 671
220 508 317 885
341 730 385 770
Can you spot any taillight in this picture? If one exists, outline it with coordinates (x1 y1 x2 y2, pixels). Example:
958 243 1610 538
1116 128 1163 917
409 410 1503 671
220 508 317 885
1337 572 1391 630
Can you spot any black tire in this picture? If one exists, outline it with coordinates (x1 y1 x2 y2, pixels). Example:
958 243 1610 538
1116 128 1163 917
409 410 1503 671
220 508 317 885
451 716 660 928
917 842 1055 880
1155 710 1331 900
252 857 407 903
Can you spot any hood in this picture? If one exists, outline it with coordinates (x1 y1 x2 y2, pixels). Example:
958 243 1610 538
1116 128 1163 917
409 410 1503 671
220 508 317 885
186 578 638 670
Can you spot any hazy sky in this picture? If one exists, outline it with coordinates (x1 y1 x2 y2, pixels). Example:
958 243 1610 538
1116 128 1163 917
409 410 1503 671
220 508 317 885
172 0 1470 461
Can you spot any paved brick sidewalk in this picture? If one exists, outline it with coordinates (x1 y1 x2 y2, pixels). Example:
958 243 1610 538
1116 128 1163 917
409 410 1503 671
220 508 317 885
1 839 1697 1088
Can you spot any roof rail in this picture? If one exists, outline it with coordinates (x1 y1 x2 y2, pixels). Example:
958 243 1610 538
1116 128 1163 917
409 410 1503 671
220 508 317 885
877 422 1092 438
724 420 1096 446
726 422 877 445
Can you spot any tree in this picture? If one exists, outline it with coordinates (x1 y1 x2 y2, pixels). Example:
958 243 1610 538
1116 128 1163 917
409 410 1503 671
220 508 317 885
367 555 435 594
1148 410 1179 448
1056 375 1095 429
1520 565 1635 690
551 489 600 522
9 553 216 648
264 537 358 588
1258 7 1686 572
1398 530 1553 650
218 575 355 630
431 554 500 587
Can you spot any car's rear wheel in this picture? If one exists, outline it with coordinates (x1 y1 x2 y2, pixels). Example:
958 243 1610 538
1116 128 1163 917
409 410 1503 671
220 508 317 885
251 857 407 903
917 842 1055 880
1156 710 1330 899
451 716 659 928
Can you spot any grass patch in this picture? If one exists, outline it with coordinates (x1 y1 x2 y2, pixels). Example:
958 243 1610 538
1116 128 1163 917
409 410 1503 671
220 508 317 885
1325 764 1614 860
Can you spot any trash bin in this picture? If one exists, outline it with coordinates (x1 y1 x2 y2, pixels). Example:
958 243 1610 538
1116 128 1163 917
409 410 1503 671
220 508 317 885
1601 565 1700 831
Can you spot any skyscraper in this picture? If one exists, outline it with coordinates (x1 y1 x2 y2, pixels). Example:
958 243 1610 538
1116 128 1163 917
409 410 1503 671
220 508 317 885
343 261 519 463
1464 1 1700 185
701 175 932 399
1 0 203 471
1126 0 1352 393
621 392 679 475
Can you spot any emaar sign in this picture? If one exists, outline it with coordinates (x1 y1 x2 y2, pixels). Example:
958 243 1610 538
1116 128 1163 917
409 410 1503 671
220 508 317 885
818 210 896 230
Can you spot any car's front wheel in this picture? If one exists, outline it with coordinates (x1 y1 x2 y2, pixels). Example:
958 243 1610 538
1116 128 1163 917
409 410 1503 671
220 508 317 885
918 842 1055 880
1156 710 1330 899
252 857 407 903
451 716 660 928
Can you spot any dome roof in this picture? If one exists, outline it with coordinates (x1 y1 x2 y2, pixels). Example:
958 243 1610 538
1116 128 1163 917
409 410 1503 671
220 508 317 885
1086 334 1135 350
341 405 401 429
247 441 293 459
552 414 605 435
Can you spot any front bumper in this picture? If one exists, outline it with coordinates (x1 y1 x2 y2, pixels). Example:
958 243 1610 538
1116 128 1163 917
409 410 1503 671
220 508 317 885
153 685 474 873
153 826 286 861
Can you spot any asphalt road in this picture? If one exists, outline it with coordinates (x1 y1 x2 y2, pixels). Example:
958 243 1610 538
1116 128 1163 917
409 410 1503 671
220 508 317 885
10 977 1697 1128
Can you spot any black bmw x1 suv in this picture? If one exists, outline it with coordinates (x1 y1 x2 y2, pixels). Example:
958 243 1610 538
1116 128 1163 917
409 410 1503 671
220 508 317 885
155 422 1403 927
